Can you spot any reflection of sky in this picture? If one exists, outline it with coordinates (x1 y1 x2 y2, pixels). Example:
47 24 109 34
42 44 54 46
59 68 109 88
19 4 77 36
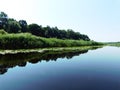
0 0 120 42
0 46 120 90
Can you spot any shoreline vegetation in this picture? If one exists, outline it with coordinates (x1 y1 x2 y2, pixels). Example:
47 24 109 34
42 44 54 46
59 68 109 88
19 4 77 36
106 42 120 47
0 30 103 50
0 12 104 52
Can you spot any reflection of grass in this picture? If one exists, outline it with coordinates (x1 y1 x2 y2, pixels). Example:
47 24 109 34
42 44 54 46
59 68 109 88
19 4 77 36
0 46 103 65
0 46 103 55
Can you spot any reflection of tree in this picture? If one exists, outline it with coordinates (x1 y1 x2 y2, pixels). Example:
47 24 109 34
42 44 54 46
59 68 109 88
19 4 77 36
0 65 8 75
0 47 101 75
39 50 88 61
18 62 27 67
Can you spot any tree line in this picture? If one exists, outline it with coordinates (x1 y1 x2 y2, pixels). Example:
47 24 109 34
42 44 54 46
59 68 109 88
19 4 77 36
0 12 90 41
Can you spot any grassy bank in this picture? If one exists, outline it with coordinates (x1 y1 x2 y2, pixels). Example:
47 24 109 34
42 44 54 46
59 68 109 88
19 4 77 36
0 31 103 49
106 42 120 47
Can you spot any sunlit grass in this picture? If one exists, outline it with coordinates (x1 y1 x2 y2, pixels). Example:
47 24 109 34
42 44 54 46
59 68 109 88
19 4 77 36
0 32 103 49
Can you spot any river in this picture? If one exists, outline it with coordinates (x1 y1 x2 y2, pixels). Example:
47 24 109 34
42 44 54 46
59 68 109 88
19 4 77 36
0 46 120 90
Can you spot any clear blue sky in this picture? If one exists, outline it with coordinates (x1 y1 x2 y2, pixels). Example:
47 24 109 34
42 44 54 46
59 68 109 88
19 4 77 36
0 0 120 42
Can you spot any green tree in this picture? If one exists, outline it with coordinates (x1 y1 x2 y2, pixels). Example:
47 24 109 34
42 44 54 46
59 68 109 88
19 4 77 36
28 24 44 36
0 12 8 18
0 12 8 29
43 26 52 38
19 20 28 32
7 19 21 33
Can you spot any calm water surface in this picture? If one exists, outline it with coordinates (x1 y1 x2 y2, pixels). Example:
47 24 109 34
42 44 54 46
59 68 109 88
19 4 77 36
0 46 120 90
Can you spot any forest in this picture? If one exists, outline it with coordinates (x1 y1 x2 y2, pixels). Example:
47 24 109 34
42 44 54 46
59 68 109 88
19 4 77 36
0 12 90 41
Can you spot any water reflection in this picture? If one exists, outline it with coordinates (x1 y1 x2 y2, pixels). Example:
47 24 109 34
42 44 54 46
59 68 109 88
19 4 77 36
0 47 101 75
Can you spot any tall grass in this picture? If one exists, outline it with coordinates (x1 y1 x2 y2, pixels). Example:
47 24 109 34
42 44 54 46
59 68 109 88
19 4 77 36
0 31 103 49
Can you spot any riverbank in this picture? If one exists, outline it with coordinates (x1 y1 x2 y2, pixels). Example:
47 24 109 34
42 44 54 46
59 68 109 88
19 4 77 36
0 32 103 49
106 42 120 47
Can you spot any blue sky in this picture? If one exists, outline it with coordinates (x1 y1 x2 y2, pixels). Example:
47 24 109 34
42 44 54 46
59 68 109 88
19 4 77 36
0 0 120 42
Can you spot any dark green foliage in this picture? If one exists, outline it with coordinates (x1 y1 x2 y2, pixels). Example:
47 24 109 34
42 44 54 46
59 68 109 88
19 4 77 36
0 12 90 41
42 26 90 40
19 20 28 32
0 12 8 30
28 24 44 36
7 19 21 33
